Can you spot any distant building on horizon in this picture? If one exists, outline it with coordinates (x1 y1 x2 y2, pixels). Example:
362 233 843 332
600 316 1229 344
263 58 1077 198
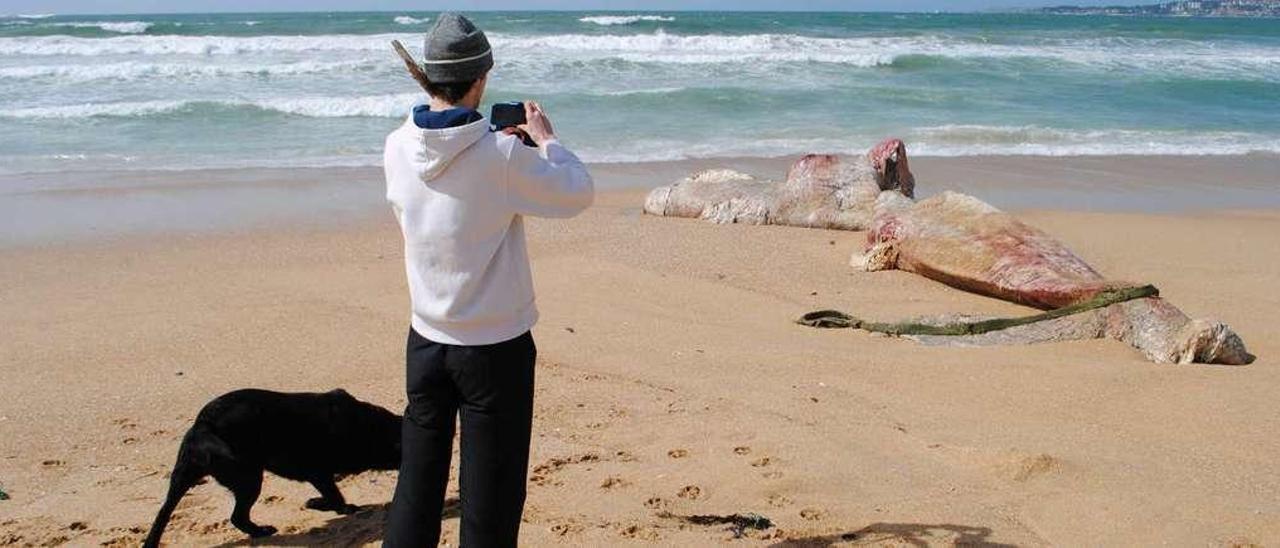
1039 0 1280 17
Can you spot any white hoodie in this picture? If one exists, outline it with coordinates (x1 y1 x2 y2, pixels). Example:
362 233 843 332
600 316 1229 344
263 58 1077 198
384 113 594 345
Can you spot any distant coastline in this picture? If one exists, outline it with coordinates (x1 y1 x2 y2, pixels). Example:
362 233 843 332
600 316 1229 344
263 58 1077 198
1037 0 1280 17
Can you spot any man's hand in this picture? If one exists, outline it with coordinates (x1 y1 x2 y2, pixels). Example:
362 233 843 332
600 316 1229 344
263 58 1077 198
514 101 556 146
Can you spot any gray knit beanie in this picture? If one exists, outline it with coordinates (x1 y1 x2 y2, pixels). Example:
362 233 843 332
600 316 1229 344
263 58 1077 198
421 13 493 83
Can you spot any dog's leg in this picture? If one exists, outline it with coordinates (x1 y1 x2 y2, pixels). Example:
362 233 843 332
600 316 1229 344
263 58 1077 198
142 434 207 548
305 476 357 514
214 465 276 538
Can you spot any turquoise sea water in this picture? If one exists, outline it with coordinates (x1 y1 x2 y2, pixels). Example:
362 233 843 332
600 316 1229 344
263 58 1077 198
1 11 1278 174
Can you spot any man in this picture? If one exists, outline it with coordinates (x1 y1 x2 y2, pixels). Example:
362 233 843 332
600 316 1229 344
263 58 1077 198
382 13 593 547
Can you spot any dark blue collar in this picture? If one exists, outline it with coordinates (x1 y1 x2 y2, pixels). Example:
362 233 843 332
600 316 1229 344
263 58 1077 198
413 105 484 130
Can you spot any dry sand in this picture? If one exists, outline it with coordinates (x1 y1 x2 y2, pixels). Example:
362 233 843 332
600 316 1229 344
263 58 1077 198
1 161 1279 546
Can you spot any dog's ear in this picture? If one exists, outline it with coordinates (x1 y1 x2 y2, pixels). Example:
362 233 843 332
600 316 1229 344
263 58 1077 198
328 388 353 399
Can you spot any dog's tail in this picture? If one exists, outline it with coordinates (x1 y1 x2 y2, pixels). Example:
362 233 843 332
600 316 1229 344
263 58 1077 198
142 423 232 548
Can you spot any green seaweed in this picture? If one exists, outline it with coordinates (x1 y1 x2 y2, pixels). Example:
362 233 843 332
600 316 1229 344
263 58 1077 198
0 486 9 500
798 285 1158 336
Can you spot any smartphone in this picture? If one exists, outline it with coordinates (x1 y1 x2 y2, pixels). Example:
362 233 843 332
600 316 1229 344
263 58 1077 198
490 102 526 130
490 102 536 147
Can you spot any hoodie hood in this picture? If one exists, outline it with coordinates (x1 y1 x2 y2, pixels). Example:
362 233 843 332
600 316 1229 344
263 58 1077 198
403 113 490 182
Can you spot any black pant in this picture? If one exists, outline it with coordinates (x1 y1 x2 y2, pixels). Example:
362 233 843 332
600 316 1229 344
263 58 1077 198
383 328 537 548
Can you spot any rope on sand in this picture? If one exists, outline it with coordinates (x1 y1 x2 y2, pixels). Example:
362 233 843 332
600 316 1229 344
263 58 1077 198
797 285 1159 337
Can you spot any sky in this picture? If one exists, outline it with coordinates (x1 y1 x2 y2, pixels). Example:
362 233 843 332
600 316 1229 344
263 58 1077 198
5 0 1138 15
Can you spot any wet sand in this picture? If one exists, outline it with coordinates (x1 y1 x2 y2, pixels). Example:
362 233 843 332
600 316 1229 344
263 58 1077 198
3 154 1280 247
1 155 1278 546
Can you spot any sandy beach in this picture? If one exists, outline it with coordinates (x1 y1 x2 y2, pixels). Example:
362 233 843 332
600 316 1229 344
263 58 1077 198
1 155 1279 546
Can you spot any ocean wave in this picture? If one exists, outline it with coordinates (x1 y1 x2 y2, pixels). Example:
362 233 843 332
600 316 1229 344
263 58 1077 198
0 32 898 68
579 15 675 26
394 15 430 25
907 125 1280 156
572 126 1280 162
0 94 421 119
504 32 1280 75
6 127 1277 175
48 21 153 34
11 132 1278 175
252 94 420 117
13 13 56 19
2 31 1276 78
0 151 381 176
599 86 687 96
1 100 189 119
0 32 412 56
501 31 902 66
0 59 383 82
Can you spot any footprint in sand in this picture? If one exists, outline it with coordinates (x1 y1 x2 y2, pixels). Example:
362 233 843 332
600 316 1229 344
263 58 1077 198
192 520 230 535
529 453 602 486
112 525 147 536
618 523 661 541
766 494 793 507
667 448 689 459
644 496 669 510
761 470 784 479
550 521 585 537
992 451 1061 482
799 507 827 521
600 476 630 490
122 437 139 445
100 536 134 548
733 446 751 455
1010 453 1060 481
41 459 64 468
750 456 772 467
677 485 702 500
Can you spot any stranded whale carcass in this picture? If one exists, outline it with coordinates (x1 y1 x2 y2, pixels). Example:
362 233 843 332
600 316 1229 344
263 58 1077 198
643 139 914 230
642 139 1253 365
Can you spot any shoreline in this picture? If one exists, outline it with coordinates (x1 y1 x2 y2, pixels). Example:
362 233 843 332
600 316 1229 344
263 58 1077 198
1 153 1278 249
5 152 1280 188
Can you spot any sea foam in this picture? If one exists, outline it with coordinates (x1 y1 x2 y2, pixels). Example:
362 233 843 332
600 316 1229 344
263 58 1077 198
0 94 422 119
908 125 1280 157
1 100 188 119
394 15 430 25
579 15 675 26
0 33 410 56
2 31 1276 80
0 59 382 83
50 21 153 34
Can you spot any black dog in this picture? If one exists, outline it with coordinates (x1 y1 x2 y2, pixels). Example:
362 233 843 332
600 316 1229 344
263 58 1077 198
142 389 401 548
